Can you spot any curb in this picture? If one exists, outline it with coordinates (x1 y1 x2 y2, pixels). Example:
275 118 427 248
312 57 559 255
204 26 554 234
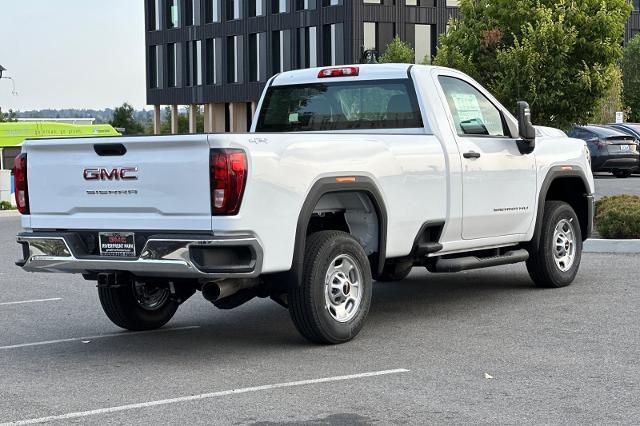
0 210 20 218
584 239 640 254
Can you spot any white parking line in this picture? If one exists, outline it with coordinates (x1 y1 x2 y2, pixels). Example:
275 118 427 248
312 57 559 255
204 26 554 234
1 368 409 425
0 326 200 350
0 298 62 306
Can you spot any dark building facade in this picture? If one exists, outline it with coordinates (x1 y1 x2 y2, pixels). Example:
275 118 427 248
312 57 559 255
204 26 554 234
144 0 640 133
144 0 460 132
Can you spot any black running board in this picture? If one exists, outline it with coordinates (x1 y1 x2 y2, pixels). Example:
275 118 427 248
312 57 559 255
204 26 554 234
433 249 529 273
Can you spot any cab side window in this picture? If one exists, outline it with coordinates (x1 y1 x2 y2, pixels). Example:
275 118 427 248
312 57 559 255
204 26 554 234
438 76 507 137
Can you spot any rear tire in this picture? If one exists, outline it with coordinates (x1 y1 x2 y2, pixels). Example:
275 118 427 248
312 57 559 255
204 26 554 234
526 201 582 288
98 282 179 331
288 231 372 344
373 261 413 282
613 170 631 178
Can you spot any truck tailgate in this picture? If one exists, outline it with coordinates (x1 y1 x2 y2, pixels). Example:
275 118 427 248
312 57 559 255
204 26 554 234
24 135 212 231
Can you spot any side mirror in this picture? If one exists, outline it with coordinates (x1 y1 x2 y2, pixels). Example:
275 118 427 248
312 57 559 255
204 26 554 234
516 101 536 154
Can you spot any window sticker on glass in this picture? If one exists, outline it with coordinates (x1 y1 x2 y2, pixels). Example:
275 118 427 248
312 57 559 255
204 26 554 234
289 113 299 123
451 93 483 123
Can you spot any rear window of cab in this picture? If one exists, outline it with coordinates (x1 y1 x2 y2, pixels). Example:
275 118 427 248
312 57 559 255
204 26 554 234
255 79 423 132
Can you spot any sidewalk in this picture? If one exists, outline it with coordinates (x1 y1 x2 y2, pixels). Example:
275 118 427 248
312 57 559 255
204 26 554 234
0 210 20 218
584 239 640 254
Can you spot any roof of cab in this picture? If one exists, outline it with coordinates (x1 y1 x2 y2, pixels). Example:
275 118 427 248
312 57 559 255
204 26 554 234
271 63 437 86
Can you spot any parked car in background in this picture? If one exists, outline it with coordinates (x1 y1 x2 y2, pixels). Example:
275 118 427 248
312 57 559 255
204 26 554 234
568 125 639 178
607 123 640 141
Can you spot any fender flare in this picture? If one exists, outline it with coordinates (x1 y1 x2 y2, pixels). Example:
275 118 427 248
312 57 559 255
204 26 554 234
530 165 594 251
289 176 388 285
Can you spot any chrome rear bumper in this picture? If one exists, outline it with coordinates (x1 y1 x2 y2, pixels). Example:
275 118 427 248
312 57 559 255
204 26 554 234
16 232 262 279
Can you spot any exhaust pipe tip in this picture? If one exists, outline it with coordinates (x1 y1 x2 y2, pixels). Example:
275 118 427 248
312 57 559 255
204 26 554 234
201 282 222 302
202 278 261 304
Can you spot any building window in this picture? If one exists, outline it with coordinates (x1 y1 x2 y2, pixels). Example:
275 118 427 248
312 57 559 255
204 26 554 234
227 35 244 83
406 0 436 5
166 0 180 28
249 0 266 16
206 38 222 85
249 33 267 81
206 0 221 22
196 40 203 85
414 24 433 64
322 0 342 5
363 0 381 3
633 0 639 10
363 22 377 50
226 0 242 20
148 0 162 31
186 40 203 86
296 0 316 9
297 26 317 68
446 0 459 6
272 30 291 73
149 45 161 88
168 43 178 87
271 0 289 13
322 23 343 65
185 0 193 25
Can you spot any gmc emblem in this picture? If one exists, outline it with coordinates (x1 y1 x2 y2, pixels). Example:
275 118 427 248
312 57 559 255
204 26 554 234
83 167 139 181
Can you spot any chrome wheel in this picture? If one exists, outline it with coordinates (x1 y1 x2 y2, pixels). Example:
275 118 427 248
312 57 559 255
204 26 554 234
324 254 364 323
133 282 170 311
553 218 576 272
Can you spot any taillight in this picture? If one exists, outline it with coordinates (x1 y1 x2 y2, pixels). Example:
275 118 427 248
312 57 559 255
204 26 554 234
210 149 247 216
317 66 359 78
12 153 29 214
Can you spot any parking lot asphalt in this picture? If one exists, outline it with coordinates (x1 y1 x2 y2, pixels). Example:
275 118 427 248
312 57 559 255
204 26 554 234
1 209 639 424
593 173 640 199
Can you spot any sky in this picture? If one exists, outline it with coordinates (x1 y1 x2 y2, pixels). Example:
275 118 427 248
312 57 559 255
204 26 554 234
0 0 146 111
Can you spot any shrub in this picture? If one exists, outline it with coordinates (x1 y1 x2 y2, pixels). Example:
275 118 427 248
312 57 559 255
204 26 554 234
595 195 640 239
0 201 15 210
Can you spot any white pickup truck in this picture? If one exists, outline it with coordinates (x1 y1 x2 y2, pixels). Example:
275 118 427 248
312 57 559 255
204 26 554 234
15 64 594 344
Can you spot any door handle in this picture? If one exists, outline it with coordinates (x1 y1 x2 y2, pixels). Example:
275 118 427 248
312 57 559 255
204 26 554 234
463 151 481 159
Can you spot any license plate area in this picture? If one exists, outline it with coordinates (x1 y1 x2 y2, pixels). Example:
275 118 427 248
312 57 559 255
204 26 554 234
99 232 136 257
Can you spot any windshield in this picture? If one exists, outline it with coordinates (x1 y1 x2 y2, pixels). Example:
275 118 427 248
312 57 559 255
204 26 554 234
255 79 423 132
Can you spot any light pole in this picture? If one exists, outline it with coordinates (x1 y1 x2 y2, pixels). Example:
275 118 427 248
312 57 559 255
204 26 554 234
0 65 18 96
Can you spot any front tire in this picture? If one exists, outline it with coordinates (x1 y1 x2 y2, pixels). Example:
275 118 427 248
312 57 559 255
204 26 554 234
288 231 373 344
98 282 179 331
526 201 582 288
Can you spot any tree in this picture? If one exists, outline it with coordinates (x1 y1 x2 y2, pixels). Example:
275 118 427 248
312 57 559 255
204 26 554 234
378 35 415 64
592 65 625 124
0 108 17 122
110 102 145 135
434 0 632 129
622 34 640 122
160 106 204 134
